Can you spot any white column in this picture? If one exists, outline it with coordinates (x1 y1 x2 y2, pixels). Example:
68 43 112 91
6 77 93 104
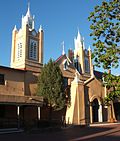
90 104 93 123
17 106 20 129
17 106 20 116
77 91 80 125
38 107 41 120
98 104 103 122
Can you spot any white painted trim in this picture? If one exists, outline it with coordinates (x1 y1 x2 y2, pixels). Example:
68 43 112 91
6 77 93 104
98 104 103 122
17 106 20 116
38 107 40 120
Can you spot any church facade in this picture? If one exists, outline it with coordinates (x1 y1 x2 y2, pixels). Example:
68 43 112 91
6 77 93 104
0 4 118 129
56 31 116 125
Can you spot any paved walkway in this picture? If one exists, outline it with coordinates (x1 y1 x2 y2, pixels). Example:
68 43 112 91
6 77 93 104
0 123 120 141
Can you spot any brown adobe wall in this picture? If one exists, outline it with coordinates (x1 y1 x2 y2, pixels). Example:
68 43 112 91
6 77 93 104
0 67 24 96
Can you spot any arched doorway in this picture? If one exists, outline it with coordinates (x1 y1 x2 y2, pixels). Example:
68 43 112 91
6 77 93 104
90 96 103 123
92 98 99 122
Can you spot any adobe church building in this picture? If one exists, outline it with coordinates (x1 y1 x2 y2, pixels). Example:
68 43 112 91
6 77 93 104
0 5 44 128
56 31 117 125
0 4 119 129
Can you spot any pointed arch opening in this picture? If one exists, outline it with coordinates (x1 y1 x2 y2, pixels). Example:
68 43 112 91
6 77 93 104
92 98 99 122
90 96 103 123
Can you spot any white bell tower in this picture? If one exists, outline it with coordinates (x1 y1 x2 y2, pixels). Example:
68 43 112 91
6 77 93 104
74 30 85 73
10 3 44 72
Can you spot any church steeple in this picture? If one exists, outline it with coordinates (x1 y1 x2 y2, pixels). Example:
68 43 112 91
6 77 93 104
73 30 91 75
26 2 31 17
77 29 82 43
22 2 34 30
74 29 83 54
11 3 44 72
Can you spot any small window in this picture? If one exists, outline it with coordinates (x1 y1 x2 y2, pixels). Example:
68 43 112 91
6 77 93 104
0 74 5 85
74 58 80 72
63 59 69 70
64 61 68 70
85 57 90 73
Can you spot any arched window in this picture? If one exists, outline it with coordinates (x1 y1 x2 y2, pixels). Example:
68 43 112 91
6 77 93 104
63 59 69 70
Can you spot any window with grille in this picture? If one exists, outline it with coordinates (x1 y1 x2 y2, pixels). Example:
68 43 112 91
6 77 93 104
29 39 38 60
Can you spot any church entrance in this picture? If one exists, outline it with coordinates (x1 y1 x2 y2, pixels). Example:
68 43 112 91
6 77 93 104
90 96 103 123
92 98 99 122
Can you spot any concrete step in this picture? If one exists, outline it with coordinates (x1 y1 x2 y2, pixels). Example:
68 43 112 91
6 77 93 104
0 128 24 134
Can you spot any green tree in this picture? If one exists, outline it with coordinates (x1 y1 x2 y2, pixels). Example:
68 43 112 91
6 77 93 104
37 59 66 120
104 73 120 104
88 0 120 69
88 0 120 106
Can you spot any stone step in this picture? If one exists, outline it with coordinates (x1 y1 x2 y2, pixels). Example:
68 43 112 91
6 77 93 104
0 128 23 134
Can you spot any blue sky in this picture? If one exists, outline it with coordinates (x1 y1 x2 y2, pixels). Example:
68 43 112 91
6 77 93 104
0 0 119 75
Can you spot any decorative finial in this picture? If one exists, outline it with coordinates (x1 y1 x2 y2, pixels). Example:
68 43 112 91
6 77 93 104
88 45 91 51
62 41 65 55
77 28 82 42
13 25 17 31
77 28 80 38
82 37 85 50
39 25 43 32
26 2 31 16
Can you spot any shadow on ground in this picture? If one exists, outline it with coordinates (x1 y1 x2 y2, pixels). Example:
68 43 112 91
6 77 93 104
0 124 120 141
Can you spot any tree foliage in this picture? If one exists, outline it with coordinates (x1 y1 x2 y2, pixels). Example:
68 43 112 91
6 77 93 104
104 73 120 105
88 0 120 104
37 59 66 111
88 0 120 69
